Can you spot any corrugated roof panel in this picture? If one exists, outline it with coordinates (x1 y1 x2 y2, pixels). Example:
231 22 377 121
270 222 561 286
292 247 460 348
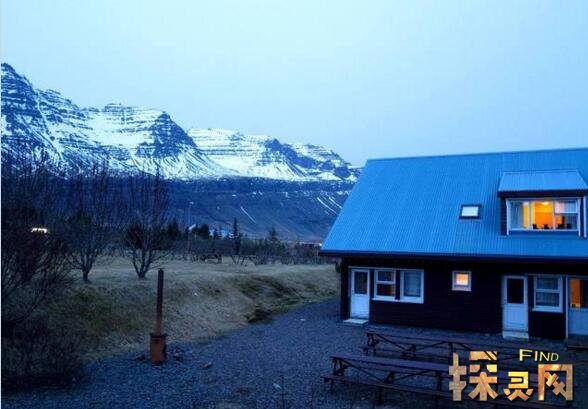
322 148 588 260
498 169 588 193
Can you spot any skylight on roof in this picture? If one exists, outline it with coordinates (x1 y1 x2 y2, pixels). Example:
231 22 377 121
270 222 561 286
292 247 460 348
460 205 481 219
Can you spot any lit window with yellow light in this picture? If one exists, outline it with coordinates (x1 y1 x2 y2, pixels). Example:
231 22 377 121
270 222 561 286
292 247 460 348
508 199 579 232
452 271 471 291
570 278 588 309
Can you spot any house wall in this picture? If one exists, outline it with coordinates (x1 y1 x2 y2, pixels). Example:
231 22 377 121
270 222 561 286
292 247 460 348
528 276 567 340
342 256 587 339
340 258 350 319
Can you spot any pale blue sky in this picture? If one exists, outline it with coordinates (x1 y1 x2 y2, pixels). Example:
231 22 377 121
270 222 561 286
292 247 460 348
2 1 587 165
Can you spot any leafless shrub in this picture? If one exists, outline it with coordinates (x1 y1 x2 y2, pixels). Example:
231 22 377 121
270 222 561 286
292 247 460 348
1 150 71 331
123 170 170 279
1 307 90 388
65 163 124 282
1 149 88 388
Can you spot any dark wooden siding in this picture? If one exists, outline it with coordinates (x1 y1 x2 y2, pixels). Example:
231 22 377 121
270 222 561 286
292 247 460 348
371 267 502 333
341 256 587 339
340 258 349 319
343 257 502 334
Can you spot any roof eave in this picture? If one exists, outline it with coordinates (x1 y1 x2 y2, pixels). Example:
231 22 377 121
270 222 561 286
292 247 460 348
319 249 588 264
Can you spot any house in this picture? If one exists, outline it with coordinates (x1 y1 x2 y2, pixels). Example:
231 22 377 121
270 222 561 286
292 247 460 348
320 148 588 340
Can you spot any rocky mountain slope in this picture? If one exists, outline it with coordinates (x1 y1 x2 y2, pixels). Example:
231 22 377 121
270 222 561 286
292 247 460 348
1 63 358 182
0 63 357 239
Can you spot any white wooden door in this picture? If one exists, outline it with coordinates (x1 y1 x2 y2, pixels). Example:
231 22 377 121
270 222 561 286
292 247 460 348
569 278 588 336
502 276 528 332
350 269 370 319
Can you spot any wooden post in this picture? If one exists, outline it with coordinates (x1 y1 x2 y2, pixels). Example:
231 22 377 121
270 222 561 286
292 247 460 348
150 268 167 364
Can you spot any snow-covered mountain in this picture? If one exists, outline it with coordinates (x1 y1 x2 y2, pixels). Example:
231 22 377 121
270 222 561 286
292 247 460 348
188 128 357 181
1 63 358 182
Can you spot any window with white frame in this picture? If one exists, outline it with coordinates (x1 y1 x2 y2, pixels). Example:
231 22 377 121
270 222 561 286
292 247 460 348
400 270 424 303
372 269 424 303
534 276 563 312
374 269 395 300
452 271 472 291
508 199 580 232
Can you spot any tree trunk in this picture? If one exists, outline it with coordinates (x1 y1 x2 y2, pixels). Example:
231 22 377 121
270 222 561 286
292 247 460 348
82 269 91 283
137 265 148 279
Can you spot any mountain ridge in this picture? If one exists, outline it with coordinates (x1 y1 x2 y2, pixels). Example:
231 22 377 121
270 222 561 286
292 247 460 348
1 63 359 182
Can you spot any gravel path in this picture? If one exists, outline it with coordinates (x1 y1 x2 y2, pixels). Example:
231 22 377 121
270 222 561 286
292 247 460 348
3 301 585 409
3 301 373 409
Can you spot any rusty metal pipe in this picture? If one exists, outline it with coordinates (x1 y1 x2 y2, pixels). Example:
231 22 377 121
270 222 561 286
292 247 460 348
150 268 167 364
155 268 164 335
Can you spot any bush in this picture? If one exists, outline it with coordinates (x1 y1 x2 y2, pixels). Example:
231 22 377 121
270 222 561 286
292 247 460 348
1 303 91 389
1 149 91 389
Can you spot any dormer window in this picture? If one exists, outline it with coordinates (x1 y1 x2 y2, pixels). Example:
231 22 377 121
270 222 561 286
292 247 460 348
507 198 580 232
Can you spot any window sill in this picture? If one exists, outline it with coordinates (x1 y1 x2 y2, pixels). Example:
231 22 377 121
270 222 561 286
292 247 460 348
532 306 563 313
400 298 424 304
373 296 395 302
452 287 471 292
373 297 424 304
508 230 580 236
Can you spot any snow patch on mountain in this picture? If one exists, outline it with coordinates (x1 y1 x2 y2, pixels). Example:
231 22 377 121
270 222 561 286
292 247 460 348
188 128 358 181
1 63 358 182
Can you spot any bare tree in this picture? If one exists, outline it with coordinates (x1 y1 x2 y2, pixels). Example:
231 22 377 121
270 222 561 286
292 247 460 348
123 170 170 279
65 163 122 282
1 149 71 332
1 148 93 387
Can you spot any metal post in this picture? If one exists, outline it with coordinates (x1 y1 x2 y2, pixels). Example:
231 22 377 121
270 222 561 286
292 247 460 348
150 268 167 364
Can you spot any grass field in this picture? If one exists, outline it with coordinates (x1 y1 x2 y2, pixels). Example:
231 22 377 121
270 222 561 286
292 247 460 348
69 257 339 358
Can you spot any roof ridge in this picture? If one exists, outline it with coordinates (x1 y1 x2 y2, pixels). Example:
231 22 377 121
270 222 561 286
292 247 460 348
367 147 588 163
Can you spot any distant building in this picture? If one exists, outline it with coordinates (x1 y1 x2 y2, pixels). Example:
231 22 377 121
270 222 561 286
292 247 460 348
320 148 588 340
30 226 49 234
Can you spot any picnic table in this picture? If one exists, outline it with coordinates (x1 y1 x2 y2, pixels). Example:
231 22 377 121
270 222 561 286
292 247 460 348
364 327 533 368
322 353 570 408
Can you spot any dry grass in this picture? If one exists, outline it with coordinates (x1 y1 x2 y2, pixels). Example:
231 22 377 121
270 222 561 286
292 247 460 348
69 257 339 358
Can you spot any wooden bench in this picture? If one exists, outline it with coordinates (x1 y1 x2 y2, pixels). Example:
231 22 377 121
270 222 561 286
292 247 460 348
322 353 571 408
364 328 534 368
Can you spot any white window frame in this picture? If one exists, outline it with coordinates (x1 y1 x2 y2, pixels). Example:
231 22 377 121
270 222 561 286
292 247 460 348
371 268 425 304
373 269 396 301
452 271 472 292
533 275 563 313
506 198 581 235
399 269 424 304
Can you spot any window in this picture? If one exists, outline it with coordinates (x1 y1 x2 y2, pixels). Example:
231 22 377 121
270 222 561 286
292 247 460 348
570 278 588 309
374 269 395 300
400 270 424 303
460 205 481 219
353 271 368 295
372 269 424 303
452 271 472 291
533 276 563 313
508 199 580 232
506 278 525 304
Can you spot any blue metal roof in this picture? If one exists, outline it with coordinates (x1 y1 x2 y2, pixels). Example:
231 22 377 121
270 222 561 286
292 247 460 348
498 169 588 193
322 148 588 260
